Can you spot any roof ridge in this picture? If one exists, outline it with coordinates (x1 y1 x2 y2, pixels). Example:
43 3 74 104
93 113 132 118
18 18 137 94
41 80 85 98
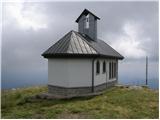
71 31 97 54
75 31 100 54
41 31 72 56
71 31 84 53
57 31 72 53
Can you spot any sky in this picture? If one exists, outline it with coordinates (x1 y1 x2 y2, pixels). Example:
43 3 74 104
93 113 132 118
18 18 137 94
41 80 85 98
2 1 159 89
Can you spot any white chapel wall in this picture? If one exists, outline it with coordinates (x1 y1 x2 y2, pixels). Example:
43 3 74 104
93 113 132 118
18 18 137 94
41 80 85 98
48 58 92 88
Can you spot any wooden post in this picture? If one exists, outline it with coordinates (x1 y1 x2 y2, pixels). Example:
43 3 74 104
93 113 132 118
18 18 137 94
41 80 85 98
146 56 148 85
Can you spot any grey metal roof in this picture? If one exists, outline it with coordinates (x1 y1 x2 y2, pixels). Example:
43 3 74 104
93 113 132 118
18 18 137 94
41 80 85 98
75 9 100 23
42 30 124 59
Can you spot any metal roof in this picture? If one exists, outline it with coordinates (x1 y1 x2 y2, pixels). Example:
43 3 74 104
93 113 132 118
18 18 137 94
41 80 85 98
42 30 124 59
75 9 100 23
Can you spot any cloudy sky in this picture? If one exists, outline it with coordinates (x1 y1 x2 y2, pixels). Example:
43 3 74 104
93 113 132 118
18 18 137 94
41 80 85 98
2 1 159 89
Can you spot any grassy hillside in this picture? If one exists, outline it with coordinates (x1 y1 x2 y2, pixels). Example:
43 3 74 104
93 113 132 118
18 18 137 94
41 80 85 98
1 86 159 119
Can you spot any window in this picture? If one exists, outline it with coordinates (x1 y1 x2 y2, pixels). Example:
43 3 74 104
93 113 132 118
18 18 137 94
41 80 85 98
86 18 89 22
96 60 100 74
109 62 117 79
85 14 89 29
114 63 116 78
103 61 106 73
109 62 112 79
112 62 114 78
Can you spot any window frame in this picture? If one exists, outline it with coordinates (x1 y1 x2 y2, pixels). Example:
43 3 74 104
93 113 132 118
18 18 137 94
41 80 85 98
102 61 106 73
96 60 100 75
109 62 112 79
109 61 117 80
114 62 116 78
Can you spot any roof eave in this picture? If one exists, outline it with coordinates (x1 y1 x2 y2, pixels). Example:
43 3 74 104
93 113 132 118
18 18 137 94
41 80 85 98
99 54 124 60
42 53 124 60
42 53 98 59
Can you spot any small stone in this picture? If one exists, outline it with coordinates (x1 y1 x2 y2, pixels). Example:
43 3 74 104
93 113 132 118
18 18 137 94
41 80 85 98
129 85 142 90
12 88 16 90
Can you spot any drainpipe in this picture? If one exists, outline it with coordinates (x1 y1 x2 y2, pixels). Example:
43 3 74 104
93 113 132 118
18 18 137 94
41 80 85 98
92 58 95 92
116 60 118 83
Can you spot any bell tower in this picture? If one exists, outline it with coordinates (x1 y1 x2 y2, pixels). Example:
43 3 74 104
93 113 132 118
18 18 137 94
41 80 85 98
75 9 100 41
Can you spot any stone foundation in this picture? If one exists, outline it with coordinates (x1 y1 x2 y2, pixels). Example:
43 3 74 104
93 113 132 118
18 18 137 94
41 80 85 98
48 80 117 97
107 80 117 88
48 85 92 97
94 83 107 92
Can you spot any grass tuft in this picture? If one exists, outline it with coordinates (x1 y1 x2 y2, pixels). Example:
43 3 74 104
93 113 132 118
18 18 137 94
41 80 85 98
1 86 159 119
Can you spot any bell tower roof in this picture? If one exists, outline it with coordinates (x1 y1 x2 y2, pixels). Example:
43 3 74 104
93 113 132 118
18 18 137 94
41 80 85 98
75 9 100 23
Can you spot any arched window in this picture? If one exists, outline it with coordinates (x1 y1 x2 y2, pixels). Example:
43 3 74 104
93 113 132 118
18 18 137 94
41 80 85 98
96 60 100 74
103 61 106 73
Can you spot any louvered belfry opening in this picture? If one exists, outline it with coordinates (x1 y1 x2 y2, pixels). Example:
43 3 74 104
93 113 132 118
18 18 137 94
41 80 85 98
75 9 100 42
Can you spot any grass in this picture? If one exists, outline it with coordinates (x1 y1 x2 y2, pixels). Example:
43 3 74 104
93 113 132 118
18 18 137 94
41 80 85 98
1 85 159 119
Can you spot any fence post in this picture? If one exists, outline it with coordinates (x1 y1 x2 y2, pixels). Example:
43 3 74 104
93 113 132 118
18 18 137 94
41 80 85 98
146 56 148 85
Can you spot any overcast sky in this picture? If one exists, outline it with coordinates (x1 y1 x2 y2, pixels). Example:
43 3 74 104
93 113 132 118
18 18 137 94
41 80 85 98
2 1 159 88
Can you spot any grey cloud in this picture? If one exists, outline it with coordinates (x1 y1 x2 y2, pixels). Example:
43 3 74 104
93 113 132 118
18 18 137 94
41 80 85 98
2 1 158 88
